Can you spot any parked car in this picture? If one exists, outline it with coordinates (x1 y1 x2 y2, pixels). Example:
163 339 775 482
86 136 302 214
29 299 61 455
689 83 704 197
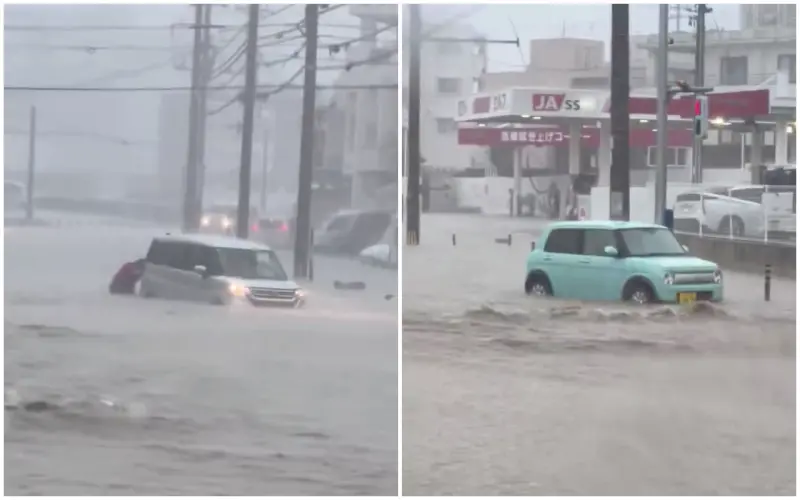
139 234 304 307
314 209 394 256
672 189 765 238
524 220 723 304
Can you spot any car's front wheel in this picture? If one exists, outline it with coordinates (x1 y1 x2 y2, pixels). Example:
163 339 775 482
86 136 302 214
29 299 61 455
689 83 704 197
623 281 655 305
525 272 552 297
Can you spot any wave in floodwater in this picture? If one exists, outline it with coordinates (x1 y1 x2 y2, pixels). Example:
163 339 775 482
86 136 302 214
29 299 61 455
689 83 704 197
404 299 796 357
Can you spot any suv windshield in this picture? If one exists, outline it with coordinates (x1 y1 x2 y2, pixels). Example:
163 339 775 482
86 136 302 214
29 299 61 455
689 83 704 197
620 227 686 257
216 248 288 281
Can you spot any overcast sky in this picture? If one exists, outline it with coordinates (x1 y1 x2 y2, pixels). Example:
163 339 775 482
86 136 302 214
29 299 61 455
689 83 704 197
5 4 741 176
420 4 741 71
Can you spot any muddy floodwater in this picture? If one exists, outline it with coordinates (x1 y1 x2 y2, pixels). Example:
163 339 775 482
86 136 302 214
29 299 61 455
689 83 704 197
5 220 398 495
403 214 795 496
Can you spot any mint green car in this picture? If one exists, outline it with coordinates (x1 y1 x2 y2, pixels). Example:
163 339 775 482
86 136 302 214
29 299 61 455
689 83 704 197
525 220 723 304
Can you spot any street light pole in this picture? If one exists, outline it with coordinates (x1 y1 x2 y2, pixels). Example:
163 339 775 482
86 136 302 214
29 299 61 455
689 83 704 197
654 4 670 224
691 4 708 184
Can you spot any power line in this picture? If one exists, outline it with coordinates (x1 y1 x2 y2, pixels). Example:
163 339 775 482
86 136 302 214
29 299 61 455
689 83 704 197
5 83 397 92
4 21 368 32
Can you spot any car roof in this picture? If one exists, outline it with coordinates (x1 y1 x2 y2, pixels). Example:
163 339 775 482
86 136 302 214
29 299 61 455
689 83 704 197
153 233 273 251
546 220 665 230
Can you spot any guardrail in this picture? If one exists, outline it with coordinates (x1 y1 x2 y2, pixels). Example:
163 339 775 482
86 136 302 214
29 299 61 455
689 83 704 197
674 231 796 279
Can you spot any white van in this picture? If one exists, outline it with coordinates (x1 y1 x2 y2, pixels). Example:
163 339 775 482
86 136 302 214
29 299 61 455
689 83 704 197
139 234 304 307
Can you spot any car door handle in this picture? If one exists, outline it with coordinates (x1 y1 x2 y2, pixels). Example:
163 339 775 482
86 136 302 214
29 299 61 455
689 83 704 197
578 258 591 264
542 257 552 261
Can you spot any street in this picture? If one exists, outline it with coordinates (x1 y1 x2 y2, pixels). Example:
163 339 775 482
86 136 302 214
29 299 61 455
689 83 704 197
403 214 795 496
4 213 398 495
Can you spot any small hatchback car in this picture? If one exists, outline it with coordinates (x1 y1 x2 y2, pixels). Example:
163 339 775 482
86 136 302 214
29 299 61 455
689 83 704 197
525 220 723 304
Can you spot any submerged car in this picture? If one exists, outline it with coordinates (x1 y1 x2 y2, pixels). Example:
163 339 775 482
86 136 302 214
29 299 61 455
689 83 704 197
139 234 304 307
525 220 723 304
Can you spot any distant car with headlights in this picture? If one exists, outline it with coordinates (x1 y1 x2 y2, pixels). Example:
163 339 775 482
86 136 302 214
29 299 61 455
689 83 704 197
200 203 260 236
525 220 723 304
139 234 304 307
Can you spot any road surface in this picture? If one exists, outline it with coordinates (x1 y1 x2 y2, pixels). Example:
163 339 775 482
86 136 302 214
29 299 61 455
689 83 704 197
5 214 398 495
403 214 795 496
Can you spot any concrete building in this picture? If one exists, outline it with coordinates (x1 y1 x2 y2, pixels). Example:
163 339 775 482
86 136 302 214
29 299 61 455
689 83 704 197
401 21 487 173
323 5 398 211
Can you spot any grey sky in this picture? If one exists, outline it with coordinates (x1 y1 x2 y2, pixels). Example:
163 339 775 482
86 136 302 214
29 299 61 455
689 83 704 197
421 4 741 71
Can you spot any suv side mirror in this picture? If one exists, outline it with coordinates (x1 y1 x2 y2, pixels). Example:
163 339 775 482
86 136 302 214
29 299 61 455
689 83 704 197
603 245 619 257
682 244 689 252
193 264 209 278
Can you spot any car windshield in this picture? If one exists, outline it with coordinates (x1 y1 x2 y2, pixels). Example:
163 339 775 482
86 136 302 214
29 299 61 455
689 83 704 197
216 248 288 281
620 227 687 257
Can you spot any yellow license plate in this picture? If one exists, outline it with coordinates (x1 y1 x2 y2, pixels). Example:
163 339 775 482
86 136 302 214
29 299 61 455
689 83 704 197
677 292 697 304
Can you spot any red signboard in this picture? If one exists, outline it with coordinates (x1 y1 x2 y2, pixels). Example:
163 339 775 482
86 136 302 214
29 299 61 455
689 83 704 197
472 96 490 114
458 127 693 148
621 89 770 119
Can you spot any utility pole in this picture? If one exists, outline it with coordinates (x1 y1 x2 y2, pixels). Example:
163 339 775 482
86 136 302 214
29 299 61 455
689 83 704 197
182 4 205 232
235 4 260 239
25 106 37 222
654 4 670 225
609 5 631 220
405 4 422 245
691 4 709 184
259 107 270 213
193 4 213 226
293 4 319 279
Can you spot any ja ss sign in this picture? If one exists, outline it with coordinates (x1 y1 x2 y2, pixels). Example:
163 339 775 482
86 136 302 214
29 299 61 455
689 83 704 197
532 93 581 112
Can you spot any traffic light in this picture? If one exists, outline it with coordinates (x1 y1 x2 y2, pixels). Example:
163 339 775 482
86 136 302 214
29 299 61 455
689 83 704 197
694 95 709 139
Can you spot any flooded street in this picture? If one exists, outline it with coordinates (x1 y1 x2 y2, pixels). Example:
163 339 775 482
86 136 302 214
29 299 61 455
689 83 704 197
5 216 398 495
403 214 795 496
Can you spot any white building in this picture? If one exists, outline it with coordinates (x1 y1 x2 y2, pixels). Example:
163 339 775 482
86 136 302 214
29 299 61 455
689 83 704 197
402 22 487 173
324 5 398 210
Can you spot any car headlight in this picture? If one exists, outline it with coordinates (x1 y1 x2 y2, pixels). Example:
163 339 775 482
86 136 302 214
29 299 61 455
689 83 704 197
663 272 674 285
294 288 306 298
713 269 722 284
221 217 232 229
201 216 211 226
228 283 248 297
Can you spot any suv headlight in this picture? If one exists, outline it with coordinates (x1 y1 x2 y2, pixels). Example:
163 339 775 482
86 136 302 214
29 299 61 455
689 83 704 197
713 269 722 284
663 272 675 285
201 216 210 226
294 288 306 298
228 283 248 297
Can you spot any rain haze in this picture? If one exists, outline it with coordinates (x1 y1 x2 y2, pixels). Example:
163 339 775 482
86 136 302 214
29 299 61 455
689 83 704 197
5 4 398 495
402 3 795 496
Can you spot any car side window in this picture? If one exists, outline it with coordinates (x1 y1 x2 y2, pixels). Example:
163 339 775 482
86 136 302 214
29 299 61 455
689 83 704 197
543 229 581 254
582 229 617 256
197 245 224 275
163 242 193 271
146 240 166 265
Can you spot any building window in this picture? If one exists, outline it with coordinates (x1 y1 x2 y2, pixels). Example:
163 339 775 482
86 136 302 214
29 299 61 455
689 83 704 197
436 118 456 134
719 56 748 85
437 43 461 55
646 146 691 167
757 4 779 26
437 77 461 94
778 54 796 84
